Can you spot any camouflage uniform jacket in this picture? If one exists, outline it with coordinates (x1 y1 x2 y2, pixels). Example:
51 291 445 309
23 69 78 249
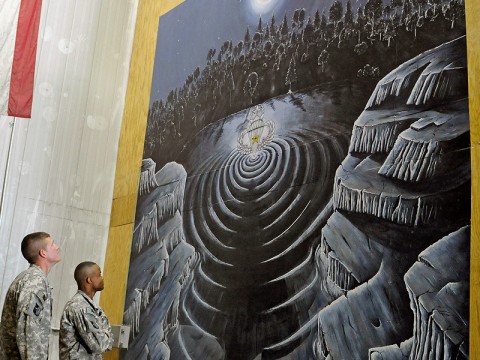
0 264 52 360
59 290 113 359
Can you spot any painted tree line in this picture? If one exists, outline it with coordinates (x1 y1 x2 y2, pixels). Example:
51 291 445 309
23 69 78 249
144 0 465 166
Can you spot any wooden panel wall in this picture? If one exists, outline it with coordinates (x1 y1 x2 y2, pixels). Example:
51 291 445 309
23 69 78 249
102 0 480 358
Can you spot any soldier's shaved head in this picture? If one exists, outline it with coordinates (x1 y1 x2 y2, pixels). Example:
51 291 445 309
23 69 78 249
74 261 97 287
21 232 51 264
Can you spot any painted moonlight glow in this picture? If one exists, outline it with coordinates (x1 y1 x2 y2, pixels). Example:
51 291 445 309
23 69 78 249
249 0 278 15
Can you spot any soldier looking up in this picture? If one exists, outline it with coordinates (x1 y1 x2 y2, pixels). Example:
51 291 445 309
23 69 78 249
0 231 62 359
59 261 113 359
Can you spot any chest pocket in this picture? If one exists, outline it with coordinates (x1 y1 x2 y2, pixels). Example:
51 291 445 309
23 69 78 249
84 310 100 332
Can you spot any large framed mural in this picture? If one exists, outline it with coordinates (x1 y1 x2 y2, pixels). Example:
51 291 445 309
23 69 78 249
121 0 470 359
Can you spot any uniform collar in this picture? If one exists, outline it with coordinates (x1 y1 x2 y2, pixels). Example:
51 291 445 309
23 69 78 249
77 290 99 310
30 263 47 278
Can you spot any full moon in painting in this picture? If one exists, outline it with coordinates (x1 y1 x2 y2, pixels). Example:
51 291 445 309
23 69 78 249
248 0 281 16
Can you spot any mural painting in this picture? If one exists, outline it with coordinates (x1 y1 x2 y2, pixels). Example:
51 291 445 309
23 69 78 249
122 0 470 359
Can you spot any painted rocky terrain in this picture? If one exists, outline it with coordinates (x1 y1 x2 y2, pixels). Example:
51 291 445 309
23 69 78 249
121 36 470 360
312 36 470 360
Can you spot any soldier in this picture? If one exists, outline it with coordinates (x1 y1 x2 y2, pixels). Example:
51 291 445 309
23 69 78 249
0 232 62 359
59 261 113 359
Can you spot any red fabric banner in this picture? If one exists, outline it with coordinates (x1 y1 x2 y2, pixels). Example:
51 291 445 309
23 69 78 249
8 0 42 118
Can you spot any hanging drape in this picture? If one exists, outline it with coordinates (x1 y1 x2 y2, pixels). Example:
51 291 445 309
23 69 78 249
0 1 138 353
0 0 43 118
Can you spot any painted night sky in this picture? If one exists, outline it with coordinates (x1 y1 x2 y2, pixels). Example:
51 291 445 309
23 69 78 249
150 0 364 102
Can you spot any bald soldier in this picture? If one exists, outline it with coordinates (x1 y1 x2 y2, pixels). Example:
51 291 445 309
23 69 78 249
0 232 61 359
59 261 113 359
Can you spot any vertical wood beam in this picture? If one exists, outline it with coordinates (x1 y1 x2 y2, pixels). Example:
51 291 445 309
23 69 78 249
101 1 184 358
466 0 480 357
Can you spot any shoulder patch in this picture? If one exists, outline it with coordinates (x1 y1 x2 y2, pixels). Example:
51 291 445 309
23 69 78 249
37 289 47 302
27 293 44 318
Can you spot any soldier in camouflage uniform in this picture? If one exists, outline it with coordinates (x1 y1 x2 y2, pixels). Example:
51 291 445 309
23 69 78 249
59 261 113 359
0 232 61 359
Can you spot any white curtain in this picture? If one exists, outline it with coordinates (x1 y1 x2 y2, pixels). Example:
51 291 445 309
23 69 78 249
0 0 138 350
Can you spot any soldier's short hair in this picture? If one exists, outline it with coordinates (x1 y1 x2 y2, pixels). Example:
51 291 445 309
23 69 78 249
21 232 51 264
74 261 97 286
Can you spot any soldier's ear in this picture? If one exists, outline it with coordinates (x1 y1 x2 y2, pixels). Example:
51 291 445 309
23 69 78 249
86 276 93 285
38 248 47 259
